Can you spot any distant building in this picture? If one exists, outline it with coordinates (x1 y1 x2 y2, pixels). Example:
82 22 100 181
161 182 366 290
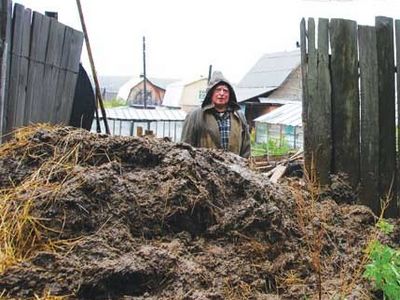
117 77 178 107
97 76 131 100
162 77 208 113
235 50 302 128
254 102 303 149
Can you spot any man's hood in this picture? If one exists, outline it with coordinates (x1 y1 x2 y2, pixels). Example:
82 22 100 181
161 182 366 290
202 71 240 110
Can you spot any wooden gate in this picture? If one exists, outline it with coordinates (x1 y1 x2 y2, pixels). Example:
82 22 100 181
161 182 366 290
0 0 84 141
301 17 400 217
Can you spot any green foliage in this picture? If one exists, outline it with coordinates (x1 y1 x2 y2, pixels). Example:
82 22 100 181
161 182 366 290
103 98 127 108
363 240 400 300
250 128 256 145
377 219 395 235
251 138 290 157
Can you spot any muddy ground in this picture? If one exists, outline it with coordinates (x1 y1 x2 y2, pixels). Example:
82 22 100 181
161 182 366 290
0 126 398 299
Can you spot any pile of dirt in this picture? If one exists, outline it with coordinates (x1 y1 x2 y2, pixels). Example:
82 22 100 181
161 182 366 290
0 125 397 299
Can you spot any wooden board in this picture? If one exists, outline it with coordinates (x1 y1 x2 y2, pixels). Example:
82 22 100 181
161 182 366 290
314 18 331 185
0 0 11 139
376 16 397 217
306 18 317 179
25 12 50 123
42 18 64 123
395 19 400 210
358 25 380 215
300 18 310 176
329 18 360 188
59 28 83 124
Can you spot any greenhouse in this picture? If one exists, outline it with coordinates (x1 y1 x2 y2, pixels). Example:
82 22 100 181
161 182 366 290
94 107 187 142
254 103 303 149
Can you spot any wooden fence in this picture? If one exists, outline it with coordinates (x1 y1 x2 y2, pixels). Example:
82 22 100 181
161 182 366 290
0 0 84 141
301 17 400 217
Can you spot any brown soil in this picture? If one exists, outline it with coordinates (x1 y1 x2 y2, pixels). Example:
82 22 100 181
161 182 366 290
0 126 398 299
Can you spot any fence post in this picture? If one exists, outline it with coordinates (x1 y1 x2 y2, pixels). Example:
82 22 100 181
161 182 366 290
376 17 397 217
0 0 11 142
330 19 360 188
358 25 380 215
396 20 400 211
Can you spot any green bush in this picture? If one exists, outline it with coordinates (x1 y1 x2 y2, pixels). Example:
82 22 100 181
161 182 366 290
103 98 127 108
363 220 400 300
251 138 290 157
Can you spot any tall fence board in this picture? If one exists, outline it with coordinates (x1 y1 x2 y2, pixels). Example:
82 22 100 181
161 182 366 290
301 17 399 217
376 17 397 216
0 2 84 140
358 25 380 214
330 19 360 188
0 0 11 138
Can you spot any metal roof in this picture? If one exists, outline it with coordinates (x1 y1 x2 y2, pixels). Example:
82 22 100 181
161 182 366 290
258 98 301 105
99 107 187 122
236 50 300 102
235 87 275 102
117 77 179 100
254 103 302 127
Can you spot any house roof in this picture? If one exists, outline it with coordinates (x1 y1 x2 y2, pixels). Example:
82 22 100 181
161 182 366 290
97 76 131 93
258 97 300 105
236 49 301 102
117 77 179 100
99 107 187 122
254 103 302 127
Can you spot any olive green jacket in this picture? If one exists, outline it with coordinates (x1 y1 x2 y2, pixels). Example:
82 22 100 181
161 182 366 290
180 73 251 158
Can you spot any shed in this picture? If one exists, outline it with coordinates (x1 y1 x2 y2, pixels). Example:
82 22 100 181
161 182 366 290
96 107 187 142
254 103 303 149
235 50 302 127
162 77 208 112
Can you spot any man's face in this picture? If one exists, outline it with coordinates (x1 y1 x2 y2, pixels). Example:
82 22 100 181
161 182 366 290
211 84 230 111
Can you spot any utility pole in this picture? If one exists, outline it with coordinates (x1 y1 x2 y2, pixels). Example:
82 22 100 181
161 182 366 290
142 36 147 109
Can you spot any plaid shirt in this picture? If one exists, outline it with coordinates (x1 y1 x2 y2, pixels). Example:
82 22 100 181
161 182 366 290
214 110 231 150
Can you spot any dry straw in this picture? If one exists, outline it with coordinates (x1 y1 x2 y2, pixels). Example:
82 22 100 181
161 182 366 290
0 125 84 274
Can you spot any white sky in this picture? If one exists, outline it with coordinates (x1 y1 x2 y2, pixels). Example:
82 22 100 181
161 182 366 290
12 0 400 83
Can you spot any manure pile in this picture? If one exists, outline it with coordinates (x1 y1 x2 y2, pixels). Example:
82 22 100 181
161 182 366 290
0 125 395 299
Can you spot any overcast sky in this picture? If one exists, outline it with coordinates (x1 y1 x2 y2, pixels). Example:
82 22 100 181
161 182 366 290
12 0 400 83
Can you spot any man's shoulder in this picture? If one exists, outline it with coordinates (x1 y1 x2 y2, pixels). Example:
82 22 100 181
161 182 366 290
187 107 204 117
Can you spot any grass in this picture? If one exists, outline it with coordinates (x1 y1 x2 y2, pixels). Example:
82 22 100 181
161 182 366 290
103 98 127 108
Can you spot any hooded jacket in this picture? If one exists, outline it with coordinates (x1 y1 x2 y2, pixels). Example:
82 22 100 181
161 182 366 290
181 71 251 158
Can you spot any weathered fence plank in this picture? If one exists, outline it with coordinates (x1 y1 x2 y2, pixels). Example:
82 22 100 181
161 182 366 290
300 18 310 176
306 18 317 179
60 28 83 124
6 4 31 133
0 0 11 140
329 19 359 188
314 18 331 185
376 16 397 217
43 18 64 123
358 25 380 215
54 27 84 124
25 12 50 124
396 19 400 207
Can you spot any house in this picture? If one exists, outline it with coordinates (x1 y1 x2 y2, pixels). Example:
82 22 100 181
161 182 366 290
162 77 208 113
235 50 302 128
117 77 178 107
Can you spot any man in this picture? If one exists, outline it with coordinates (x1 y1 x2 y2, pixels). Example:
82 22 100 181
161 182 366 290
181 71 251 158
